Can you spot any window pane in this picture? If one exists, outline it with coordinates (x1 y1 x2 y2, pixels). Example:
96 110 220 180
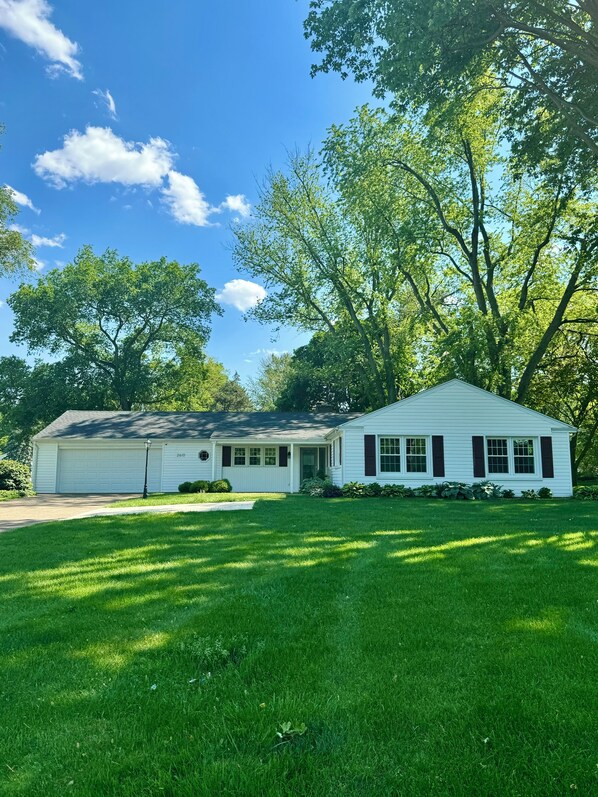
487 438 509 473
264 447 277 466
380 437 401 473
406 437 427 473
514 438 535 474
234 447 246 466
249 447 261 466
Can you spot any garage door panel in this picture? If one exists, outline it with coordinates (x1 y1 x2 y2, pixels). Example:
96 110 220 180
58 448 162 493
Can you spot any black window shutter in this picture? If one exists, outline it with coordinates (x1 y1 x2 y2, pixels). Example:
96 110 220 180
339 437 342 466
540 436 554 478
432 436 445 478
279 446 288 467
222 445 231 467
472 436 485 478
364 435 376 476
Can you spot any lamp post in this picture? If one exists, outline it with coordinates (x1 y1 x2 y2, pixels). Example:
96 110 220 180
143 439 152 499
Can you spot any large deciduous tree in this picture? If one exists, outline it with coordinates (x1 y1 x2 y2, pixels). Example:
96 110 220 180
305 0 598 169
8 246 220 410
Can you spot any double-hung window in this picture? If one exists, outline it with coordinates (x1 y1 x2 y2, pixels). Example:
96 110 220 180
234 447 246 466
249 447 261 466
379 436 428 474
486 437 536 476
264 447 277 466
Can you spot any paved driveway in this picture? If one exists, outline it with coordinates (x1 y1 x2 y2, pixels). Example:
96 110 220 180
0 494 135 532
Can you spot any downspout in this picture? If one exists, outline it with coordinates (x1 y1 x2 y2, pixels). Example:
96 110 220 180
211 441 216 481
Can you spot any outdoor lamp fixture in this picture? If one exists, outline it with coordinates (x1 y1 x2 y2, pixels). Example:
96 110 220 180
143 439 152 499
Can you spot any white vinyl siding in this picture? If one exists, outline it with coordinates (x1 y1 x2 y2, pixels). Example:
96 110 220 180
340 381 573 496
161 441 213 491
33 443 58 493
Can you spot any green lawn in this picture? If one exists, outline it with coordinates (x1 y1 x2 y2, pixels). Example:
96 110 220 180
1 497 597 796
113 491 285 506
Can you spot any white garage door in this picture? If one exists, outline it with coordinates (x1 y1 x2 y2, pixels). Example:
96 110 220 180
57 447 163 493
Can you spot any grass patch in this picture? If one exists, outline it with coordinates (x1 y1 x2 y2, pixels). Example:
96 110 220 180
0 498 597 795
112 491 286 507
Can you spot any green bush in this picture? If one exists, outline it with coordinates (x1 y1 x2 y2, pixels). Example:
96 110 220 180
573 485 598 500
342 482 367 498
413 484 437 498
502 489 516 498
521 489 538 499
178 481 194 493
438 481 474 500
380 484 414 498
0 459 32 492
209 478 232 493
189 480 210 493
322 482 343 498
538 487 553 499
300 477 328 496
363 482 382 497
472 480 504 500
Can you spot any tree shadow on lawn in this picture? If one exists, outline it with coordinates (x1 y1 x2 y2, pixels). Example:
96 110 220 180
0 497 597 795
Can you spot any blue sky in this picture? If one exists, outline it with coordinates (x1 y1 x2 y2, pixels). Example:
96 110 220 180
0 0 370 380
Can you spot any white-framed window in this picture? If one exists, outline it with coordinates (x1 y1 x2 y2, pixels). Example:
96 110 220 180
486 437 537 476
379 436 428 475
249 447 261 466
234 447 246 466
264 447 277 466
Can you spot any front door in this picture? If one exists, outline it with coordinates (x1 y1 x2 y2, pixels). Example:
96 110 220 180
300 447 319 481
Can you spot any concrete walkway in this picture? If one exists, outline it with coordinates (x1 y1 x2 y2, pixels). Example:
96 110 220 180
0 494 136 532
0 494 255 532
73 501 255 519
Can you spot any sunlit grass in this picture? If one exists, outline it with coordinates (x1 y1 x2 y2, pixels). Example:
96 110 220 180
0 497 597 796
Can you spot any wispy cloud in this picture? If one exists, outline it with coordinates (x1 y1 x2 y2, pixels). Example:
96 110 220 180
217 279 267 312
5 183 40 213
32 257 45 271
31 231 65 247
93 88 116 119
0 0 82 79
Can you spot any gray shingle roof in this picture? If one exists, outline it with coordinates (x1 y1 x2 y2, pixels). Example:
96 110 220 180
33 410 361 441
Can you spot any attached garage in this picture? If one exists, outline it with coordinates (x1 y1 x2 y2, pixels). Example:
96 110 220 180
56 446 163 493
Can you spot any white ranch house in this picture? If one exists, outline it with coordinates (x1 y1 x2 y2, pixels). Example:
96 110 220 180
32 379 576 496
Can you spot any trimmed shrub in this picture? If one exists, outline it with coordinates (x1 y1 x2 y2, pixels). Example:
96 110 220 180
178 481 194 493
300 477 327 496
189 480 210 493
573 485 598 500
438 481 474 500
521 489 539 499
0 459 31 492
209 479 232 493
342 482 367 498
363 482 382 497
322 482 343 498
538 487 553 499
502 489 516 499
380 484 414 498
472 480 504 500
413 484 437 498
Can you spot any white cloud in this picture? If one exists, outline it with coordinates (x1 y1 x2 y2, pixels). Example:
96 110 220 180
161 170 212 227
220 193 251 218
0 0 82 79
9 222 30 234
33 126 175 188
0 300 4 308
217 279 267 312
31 231 65 247
93 88 116 119
32 257 45 271
5 183 40 213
